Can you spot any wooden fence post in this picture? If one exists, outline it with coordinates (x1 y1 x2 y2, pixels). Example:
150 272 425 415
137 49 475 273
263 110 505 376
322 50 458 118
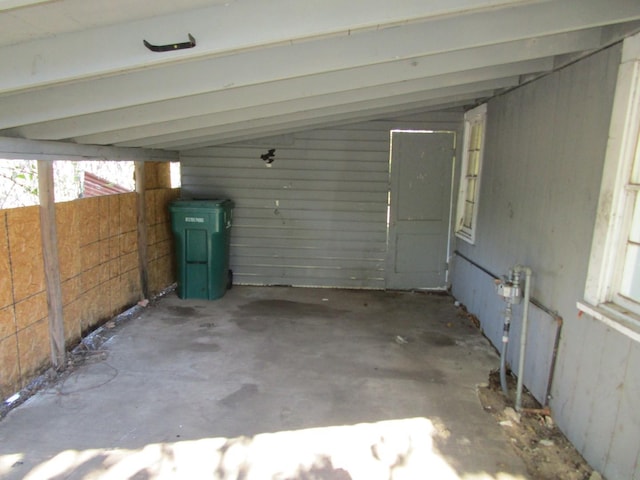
136 161 149 299
37 160 65 369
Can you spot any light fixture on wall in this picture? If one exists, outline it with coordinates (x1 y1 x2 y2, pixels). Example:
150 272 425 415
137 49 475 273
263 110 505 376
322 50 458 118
260 149 276 165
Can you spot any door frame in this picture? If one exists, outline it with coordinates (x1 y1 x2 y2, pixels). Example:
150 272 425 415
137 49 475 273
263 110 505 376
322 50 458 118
385 129 457 290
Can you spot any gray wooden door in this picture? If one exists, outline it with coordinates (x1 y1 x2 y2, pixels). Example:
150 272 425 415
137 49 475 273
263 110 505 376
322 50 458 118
386 131 455 289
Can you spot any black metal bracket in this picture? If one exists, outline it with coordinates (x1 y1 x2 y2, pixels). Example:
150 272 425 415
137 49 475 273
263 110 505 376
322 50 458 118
143 33 196 52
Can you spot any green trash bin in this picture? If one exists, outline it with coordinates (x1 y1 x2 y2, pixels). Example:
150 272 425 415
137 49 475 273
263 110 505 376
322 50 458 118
169 199 234 300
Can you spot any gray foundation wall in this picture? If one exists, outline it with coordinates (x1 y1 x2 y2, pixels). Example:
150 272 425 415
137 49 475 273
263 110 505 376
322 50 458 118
451 43 640 480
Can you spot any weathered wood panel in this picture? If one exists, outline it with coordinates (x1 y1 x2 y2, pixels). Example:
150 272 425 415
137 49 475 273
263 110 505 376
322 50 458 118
0 162 178 400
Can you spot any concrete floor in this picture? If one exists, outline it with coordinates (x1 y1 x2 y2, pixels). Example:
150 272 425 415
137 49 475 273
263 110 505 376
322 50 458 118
0 286 529 479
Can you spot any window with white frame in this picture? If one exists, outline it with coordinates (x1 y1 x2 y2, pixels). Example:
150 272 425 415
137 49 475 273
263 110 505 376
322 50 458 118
580 32 640 341
617 137 640 311
455 104 487 244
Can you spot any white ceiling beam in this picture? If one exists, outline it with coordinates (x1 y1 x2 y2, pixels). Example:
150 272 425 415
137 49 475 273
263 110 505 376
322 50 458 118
0 136 177 161
113 78 519 148
0 0 50 10
124 78 517 149
0 0 542 94
11 29 598 141
0 1 220 46
173 96 485 151
75 59 548 146
1 21 606 132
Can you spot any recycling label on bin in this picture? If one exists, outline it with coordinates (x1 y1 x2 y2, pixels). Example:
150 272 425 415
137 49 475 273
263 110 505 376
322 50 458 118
185 217 205 223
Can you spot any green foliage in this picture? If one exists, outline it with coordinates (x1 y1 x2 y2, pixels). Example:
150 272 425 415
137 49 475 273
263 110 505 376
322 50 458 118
0 160 39 208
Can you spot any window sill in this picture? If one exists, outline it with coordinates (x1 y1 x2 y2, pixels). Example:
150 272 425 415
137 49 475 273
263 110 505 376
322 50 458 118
577 301 640 344
454 230 475 245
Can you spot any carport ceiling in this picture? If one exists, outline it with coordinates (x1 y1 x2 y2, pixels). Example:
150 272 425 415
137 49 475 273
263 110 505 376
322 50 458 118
1 0 640 151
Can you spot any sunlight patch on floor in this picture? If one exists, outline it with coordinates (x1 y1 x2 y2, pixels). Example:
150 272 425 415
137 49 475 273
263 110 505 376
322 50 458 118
0 453 23 473
3 417 527 479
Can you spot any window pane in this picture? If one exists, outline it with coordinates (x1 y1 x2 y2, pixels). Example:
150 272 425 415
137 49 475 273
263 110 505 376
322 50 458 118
468 125 477 151
467 151 479 176
463 202 474 228
470 123 483 150
630 136 640 183
466 178 476 203
456 104 486 243
621 191 640 302
628 192 640 243
620 242 640 303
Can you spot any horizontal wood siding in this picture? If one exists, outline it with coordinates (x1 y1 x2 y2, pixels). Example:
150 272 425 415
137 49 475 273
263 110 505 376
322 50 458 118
180 114 461 288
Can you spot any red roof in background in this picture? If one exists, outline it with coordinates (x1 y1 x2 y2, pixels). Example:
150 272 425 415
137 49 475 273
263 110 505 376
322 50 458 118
82 171 130 197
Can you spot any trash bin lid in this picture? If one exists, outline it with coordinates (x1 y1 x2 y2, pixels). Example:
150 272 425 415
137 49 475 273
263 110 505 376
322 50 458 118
169 199 234 210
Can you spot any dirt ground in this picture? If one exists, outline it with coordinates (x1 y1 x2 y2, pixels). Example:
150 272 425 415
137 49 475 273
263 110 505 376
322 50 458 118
477 370 599 480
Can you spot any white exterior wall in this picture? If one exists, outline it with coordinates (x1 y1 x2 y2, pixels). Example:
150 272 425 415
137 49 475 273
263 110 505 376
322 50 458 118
452 43 640 480
180 114 460 289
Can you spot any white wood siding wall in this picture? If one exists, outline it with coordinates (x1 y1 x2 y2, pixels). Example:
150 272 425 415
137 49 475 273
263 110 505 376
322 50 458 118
180 114 460 288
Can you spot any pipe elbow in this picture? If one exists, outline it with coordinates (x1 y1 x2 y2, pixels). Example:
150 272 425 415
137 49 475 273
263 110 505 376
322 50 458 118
513 265 532 275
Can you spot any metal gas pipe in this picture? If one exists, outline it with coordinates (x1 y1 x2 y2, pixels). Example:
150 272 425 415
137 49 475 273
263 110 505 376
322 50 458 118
513 265 532 412
495 265 532 411
495 270 521 398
